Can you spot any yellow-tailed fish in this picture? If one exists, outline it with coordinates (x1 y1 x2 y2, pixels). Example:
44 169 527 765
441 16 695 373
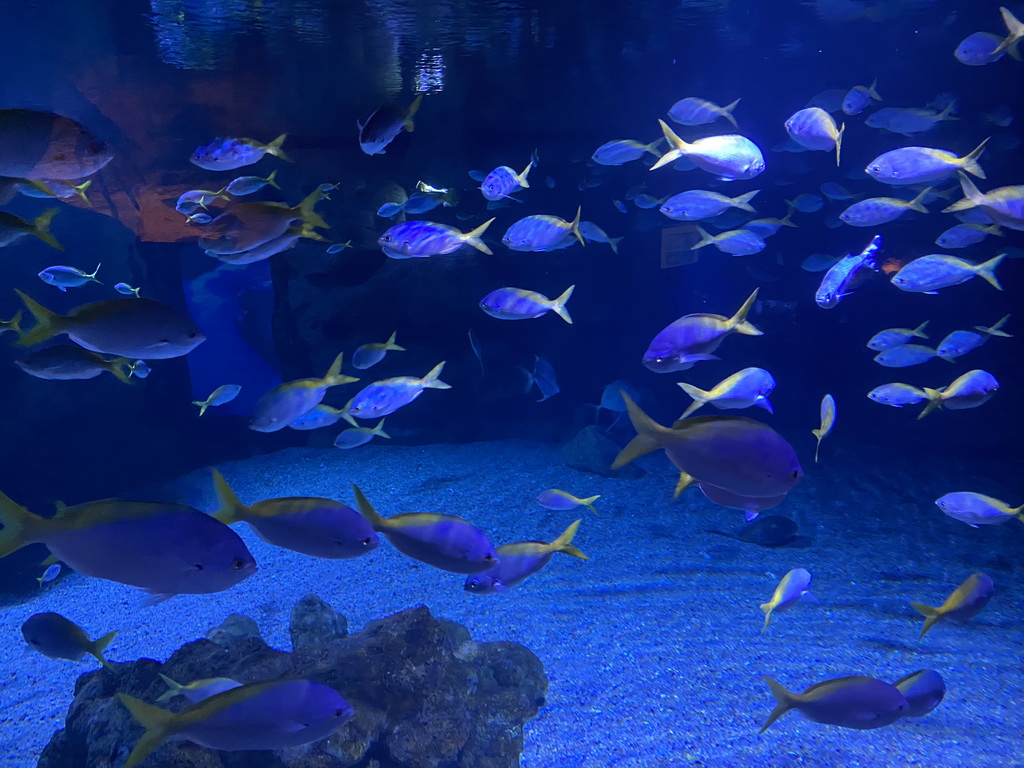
812 394 835 462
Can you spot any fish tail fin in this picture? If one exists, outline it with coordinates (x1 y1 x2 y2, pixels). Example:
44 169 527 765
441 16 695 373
421 361 451 390
691 225 715 251
550 519 589 559
732 190 759 212
912 320 930 339
729 288 763 336
867 77 882 101
811 432 823 463
405 93 424 131
779 207 798 227
90 629 118 667
384 331 405 351
677 383 710 418
997 6 1024 51
0 489 40 559
296 188 329 230
14 290 66 347
759 677 795 733
608 236 624 254
264 134 292 162
643 139 664 158
87 263 102 283
673 471 695 499
517 160 533 188
193 399 210 417
975 253 1005 291
721 98 741 128
351 484 388 531
1 310 23 336
323 352 359 387
942 172 983 214
936 101 957 122
155 673 184 704
31 208 63 251
211 468 247 525
649 120 689 170
610 393 673 469
372 419 391 439
551 285 575 325
577 496 601 516
69 179 92 205
907 186 931 213
570 205 584 247
960 137 989 179
909 601 942 639
118 694 176 768
463 217 494 255
835 121 845 166
917 389 943 420
265 169 281 189
977 314 1012 338
760 604 773 634
109 359 133 385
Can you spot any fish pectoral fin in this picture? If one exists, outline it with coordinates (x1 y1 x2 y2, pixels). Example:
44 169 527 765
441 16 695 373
138 592 175 607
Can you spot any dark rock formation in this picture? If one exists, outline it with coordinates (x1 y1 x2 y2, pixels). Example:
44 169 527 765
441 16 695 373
37 597 547 768
561 424 645 479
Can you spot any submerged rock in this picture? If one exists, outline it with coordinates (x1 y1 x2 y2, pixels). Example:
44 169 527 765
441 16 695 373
205 613 261 648
37 600 547 768
562 425 645 479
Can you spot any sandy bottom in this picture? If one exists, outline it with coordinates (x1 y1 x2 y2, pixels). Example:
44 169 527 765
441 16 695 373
1 440 1021 768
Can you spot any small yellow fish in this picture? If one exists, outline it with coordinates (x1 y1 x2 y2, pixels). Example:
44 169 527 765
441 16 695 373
760 568 813 633
811 394 835 463
193 384 242 416
0 310 23 336
156 673 242 704
909 572 994 639
535 489 600 514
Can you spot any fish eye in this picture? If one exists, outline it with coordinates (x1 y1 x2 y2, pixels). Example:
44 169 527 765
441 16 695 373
334 709 346 717
381 234 392 242
194 563 204 570
361 537 373 546
484 553 496 561
231 558 247 570
791 470 799 479
188 331 198 339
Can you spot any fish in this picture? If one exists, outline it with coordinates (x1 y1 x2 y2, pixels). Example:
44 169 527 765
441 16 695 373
503 207 584 251
129 360 151 379
677 367 775 419
21 613 116 666
351 485 497 573
480 160 533 201
352 331 406 370
814 234 882 308
212 469 378 559
15 291 205 359
892 670 945 717
358 94 423 155
659 189 759 221
800 253 842 273
811 394 835 463
333 419 390 449
612 393 802 500
190 134 291 171
651 121 765 181
38 263 101 291
633 193 667 209
784 108 844 165
378 218 494 258
955 32 1008 66
760 568 814 633
207 222 326 265
867 321 930 351
866 103 957 136
200 189 329 255
942 174 1024 231
936 315 1012 361
0 492 256 602
114 282 141 298
156 674 242 704
345 361 450 420
225 169 281 196
691 227 765 256
522 355 560 401
760 675 908 733
839 188 930 226
119 680 353 768
188 212 214 225
326 240 353 253
786 193 825 213
935 222 1002 249
890 253 1004 293
15 345 133 383
289 404 346 431
806 88 846 113
480 285 574 324
919 369 999 419
643 288 762 373
464 519 589 594
591 139 662 166
873 344 940 368
536 490 600 514
612 199 628 213
743 211 796 238
0 208 62 250
993 6 1024 56
37 563 61 585
0 109 114 180
175 188 229 214
578 221 623 253
866 140 988 187
842 79 882 115
910 572 995 639
667 97 740 128
249 352 359 432
377 201 406 218
867 383 930 408
820 181 859 200
935 491 1022 527
193 384 242 416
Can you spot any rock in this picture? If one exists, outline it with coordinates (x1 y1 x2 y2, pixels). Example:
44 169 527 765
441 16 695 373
561 425 645 479
38 601 548 768
204 613 261 648
290 593 348 653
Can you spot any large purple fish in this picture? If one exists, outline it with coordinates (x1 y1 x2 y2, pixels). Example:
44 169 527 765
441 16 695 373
760 675 908 732
352 485 498 573
119 679 353 767
0 493 256 603
0 109 113 180
612 393 802 500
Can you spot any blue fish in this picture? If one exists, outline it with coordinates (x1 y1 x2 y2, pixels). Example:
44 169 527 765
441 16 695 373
378 219 493 258
190 135 291 171
814 235 881 308
522 355 559 402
